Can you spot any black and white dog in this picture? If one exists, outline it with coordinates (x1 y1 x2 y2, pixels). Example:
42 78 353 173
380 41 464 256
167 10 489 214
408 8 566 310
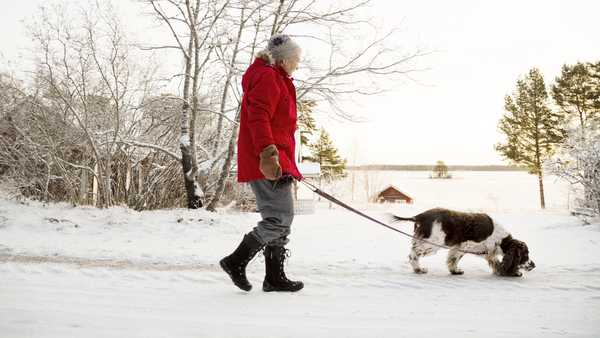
392 208 535 277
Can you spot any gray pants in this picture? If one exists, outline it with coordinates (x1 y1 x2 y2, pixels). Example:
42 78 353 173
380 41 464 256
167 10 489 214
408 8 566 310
249 178 294 247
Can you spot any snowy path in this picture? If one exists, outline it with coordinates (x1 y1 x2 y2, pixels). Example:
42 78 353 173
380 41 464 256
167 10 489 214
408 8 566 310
1 198 600 337
2 257 599 338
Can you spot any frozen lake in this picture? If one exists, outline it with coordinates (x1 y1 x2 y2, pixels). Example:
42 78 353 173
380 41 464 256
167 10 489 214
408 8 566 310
321 170 572 212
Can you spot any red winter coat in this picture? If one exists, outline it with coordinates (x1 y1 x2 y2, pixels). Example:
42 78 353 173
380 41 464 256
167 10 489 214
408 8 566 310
237 58 303 182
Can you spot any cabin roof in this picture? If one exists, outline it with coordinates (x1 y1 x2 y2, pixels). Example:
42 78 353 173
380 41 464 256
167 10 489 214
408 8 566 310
377 185 412 199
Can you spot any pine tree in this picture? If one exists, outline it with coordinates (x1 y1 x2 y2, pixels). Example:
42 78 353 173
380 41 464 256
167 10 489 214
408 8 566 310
496 68 567 209
588 61 600 120
297 100 317 147
309 128 346 180
551 62 600 136
551 61 600 211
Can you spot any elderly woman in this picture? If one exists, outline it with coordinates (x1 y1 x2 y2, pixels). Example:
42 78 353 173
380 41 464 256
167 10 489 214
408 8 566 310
220 34 304 292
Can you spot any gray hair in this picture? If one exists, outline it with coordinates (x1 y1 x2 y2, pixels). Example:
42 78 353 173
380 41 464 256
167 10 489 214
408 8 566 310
256 34 301 64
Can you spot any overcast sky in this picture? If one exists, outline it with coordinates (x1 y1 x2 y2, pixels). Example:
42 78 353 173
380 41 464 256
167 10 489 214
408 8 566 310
1 0 599 165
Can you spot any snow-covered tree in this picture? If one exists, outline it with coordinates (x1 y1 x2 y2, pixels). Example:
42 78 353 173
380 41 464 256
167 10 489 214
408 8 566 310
3 0 425 210
431 160 451 179
547 124 600 219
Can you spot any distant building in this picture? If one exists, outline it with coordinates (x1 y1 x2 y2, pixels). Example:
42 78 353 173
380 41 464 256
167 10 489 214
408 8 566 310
376 185 413 204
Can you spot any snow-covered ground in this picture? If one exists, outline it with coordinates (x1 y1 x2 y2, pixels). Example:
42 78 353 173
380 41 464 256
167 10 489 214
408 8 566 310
1 171 599 337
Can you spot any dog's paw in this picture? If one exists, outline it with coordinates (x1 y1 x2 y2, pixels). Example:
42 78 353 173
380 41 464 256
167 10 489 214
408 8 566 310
413 267 428 274
450 269 464 275
495 270 523 277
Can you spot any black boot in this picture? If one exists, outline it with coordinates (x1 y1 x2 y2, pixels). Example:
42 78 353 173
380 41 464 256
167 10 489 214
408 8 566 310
263 246 304 292
220 233 264 291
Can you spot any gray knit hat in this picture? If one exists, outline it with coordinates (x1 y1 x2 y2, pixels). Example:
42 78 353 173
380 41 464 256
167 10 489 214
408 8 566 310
257 34 301 64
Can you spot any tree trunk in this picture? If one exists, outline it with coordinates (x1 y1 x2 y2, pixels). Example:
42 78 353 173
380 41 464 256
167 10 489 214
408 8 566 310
180 22 202 209
80 169 88 204
125 160 131 201
538 172 546 209
137 163 143 195
534 132 545 209
104 159 112 208
44 162 51 202
189 4 201 183
92 163 99 207
181 142 203 209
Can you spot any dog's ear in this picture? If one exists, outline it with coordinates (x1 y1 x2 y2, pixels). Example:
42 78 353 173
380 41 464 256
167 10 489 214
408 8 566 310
498 249 514 276
499 245 520 276
517 242 529 264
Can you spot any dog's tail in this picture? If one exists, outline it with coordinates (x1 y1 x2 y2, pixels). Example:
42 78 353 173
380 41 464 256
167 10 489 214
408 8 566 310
388 214 416 223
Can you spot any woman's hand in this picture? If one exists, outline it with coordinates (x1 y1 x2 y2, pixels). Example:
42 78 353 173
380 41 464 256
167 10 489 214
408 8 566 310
259 144 282 180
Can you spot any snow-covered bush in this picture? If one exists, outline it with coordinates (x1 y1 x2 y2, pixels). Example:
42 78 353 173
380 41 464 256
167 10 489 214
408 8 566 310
547 124 600 220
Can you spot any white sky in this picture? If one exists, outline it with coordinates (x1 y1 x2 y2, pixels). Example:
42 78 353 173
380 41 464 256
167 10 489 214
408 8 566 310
1 0 599 165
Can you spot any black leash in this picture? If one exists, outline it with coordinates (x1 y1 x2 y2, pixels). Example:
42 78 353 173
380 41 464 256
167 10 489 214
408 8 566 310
299 179 486 255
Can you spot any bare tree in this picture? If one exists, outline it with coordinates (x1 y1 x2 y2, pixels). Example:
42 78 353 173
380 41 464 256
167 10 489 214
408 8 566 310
205 1 272 211
23 2 157 207
210 1 425 208
141 0 426 210
0 74 46 197
145 0 235 208
2 0 426 211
